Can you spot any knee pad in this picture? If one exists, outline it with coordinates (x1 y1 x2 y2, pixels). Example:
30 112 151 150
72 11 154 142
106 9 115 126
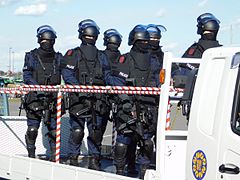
114 142 128 163
26 126 38 145
143 139 154 158
71 128 84 145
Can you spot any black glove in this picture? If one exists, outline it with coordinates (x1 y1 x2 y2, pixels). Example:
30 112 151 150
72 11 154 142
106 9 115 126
37 92 45 101
122 102 133 113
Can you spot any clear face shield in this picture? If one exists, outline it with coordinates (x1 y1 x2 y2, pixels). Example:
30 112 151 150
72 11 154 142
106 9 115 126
197 13 220 25
147 24 167 49
103 29 122 46
37 25 57 38
78 19 100 32
104 29 122 39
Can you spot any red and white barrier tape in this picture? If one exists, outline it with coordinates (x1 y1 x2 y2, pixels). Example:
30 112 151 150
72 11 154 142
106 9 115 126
20 84 60 89
0 90 28 94
19 84 183 93
165 99 171 130
55 91 62 163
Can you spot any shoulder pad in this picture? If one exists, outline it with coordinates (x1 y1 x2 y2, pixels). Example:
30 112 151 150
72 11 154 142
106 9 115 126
187 45 197 55
66 49 74 56
119 55 125 64
29 48 37 55
187 48 196 55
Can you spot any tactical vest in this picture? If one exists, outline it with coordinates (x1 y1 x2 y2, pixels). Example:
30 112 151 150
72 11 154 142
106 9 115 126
75 47 104 86
126 51 158 105
31 49 61 85
127 52 157 87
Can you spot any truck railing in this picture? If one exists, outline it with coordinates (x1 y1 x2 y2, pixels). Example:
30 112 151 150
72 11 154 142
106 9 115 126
154 52 201 180
0 53 201 180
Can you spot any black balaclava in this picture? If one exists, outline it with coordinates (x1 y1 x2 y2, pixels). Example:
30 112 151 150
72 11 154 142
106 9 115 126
105 44 120 63
106 43 119 52
37 47 55 63
40 39 55 52
149 40 160 50
132 40 149 53
81 36 97 46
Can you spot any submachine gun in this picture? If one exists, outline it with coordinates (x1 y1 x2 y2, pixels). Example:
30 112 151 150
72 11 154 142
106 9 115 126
19 95 25 116
40 74 54 128
83 72 97 130
117 78 145 147
18 75 54 118
73 73 97 129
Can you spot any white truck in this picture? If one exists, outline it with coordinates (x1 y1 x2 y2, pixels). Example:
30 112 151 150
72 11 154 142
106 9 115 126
0 47 240 180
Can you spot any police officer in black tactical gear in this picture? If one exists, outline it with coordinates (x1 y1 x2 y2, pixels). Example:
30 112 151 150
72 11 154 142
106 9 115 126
146 23 167 163
23 25 62 161
101 28 122 134
61 19 125 170
177 13 222 75
146 24 175 80
101 29 138 177
177 13 222 122
112 25 161 179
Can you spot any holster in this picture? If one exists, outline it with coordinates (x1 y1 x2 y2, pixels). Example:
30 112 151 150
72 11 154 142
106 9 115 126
69 99 92 119
94 93 109 116
25 101 44 120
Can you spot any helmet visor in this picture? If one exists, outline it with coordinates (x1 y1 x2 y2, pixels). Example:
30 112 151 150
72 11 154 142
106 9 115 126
78 19 100 31
148 24 167 32
197 13 220 25
37 25 56 37
104 29 122 38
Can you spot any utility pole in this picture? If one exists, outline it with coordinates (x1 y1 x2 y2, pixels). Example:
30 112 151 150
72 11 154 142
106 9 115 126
12 51 15 74
8 47 12 73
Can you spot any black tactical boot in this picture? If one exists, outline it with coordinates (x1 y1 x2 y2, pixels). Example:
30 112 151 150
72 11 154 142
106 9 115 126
88 157 101 171
69 155 79 166
49 147 56 162
127 164 138 177
139 164 149 179
116 165 125 175
27 146 36 158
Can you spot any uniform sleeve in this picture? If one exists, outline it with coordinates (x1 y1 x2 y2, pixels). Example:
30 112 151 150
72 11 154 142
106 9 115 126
22 52 38 85
151 57 161 87
176 43 202 76
61 50 79 85
99 52 126 86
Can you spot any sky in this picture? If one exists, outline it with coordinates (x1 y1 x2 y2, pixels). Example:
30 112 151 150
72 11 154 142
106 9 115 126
0 0 240 72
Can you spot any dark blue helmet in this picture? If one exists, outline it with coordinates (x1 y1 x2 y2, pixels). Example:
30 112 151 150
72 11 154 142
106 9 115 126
197 13 220 34
128 24 150 46
36 25 57 43
103 29 122 46
147 24 167 40
78 19 100 39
